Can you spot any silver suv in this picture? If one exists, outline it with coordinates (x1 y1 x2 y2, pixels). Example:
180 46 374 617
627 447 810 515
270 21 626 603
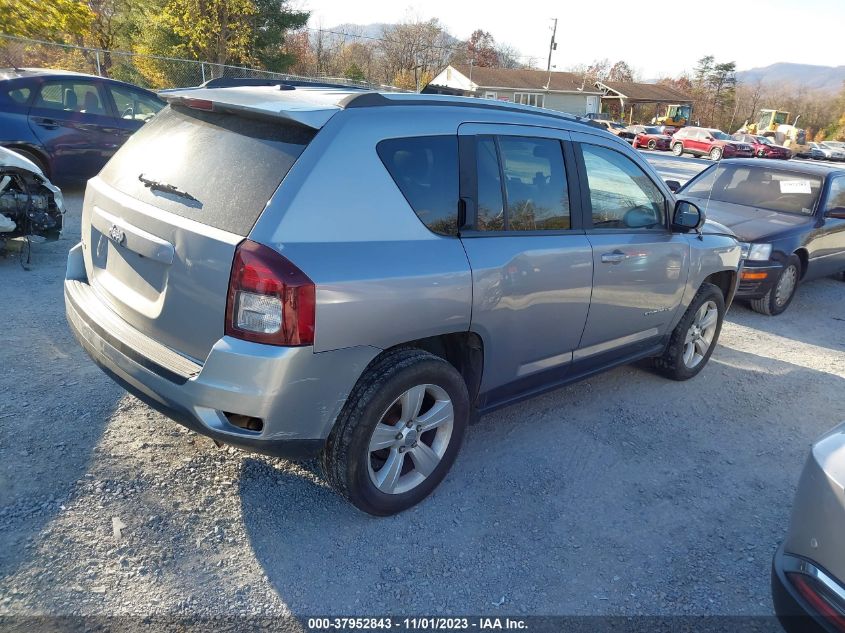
65 85 741 515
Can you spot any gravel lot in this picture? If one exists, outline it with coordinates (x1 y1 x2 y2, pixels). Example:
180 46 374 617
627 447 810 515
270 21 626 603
1 161 844 621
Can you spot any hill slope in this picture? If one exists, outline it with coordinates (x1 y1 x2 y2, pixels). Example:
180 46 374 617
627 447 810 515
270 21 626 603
736 63 845 92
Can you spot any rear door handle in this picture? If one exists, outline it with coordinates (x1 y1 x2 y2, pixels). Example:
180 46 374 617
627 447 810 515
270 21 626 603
601 251 627 264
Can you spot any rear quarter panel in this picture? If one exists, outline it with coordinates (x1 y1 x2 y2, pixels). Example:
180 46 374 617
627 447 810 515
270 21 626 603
250 107 474 354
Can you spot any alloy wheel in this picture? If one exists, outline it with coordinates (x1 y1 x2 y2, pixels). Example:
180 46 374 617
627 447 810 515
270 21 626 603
367 384 454 495
682 300 719 369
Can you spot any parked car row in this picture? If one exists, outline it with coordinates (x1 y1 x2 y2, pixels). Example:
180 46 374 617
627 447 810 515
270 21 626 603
808 141 845 161
595 116 811 163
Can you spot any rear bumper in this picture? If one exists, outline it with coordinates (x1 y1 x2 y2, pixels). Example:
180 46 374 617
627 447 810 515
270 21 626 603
64 243 379 458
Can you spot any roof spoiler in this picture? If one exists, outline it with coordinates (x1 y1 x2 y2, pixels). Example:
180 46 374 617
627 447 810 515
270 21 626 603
160 93 336 129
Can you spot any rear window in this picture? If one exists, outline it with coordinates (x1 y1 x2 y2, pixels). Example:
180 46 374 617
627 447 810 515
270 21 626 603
99 106 315 236
377 136 459 236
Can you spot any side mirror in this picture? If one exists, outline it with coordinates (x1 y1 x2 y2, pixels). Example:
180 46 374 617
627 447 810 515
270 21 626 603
826 207 845 220
665 180 681 193
672 200 704 232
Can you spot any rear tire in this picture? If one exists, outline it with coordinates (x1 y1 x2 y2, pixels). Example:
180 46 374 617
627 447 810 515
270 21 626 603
709 147 723 161
653 283 725 381
750 256 801 316
672 143 684 156
321 348 469 516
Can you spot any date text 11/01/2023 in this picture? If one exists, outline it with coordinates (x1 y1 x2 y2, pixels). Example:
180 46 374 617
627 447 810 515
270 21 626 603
307 617 529 630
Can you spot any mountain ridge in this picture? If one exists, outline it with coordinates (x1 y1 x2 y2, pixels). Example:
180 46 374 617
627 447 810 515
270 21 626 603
735 62 845 92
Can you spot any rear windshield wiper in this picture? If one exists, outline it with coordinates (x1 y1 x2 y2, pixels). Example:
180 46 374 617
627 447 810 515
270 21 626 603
138 174 198 203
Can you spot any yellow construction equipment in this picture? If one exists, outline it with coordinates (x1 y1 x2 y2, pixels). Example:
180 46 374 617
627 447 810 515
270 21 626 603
652 104 692 127
737 109 811 157
740 109 790 135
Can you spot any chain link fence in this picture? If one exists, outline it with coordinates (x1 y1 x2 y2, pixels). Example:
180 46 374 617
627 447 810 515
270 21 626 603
0 34 399 91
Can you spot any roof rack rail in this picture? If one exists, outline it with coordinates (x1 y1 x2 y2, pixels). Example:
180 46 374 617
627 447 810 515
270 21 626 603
339 92 604 129
200 77 371 91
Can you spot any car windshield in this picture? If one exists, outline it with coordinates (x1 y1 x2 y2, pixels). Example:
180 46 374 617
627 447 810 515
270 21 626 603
756 136 773 145
644 127 661 134
823 141 845 149
711 131 732 140
610 122 625 129
683 164 823 215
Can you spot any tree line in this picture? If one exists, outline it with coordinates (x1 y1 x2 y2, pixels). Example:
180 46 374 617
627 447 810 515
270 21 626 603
0 1 842 139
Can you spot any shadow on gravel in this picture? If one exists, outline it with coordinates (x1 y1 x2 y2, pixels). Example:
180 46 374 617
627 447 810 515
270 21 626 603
0 194 123 582
727 278 845 353
240 344 845 617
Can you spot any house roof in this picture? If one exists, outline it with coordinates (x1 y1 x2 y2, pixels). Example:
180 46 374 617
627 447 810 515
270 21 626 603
449 65 601 93
597 81 692 103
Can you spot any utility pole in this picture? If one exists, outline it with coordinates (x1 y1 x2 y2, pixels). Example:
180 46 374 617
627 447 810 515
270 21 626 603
546 18 558 73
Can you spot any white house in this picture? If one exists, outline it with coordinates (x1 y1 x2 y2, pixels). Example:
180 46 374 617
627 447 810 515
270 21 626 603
424 64 603 116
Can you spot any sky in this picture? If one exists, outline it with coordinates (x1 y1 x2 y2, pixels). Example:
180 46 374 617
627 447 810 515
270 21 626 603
298 0 845 78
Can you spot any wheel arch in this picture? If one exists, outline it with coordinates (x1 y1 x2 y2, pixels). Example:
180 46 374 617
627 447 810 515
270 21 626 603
702 269 737 305
793 248 809 279
362 331 485 406
2 143 51 177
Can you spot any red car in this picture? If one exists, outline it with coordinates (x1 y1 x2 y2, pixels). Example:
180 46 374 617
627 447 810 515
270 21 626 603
670 127 755 160
733 133 792 159
629 125 672 151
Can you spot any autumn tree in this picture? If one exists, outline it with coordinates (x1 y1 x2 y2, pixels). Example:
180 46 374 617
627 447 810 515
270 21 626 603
494 43 523 69
378 18 453 88
0 0 93 41
607 60 634 82
466 29 498 67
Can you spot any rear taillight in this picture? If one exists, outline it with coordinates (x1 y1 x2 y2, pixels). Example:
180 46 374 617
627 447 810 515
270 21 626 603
225 240 315 346
788 572 845 631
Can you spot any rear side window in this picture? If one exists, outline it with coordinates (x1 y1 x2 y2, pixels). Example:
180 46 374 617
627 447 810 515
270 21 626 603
377 136 459 236
474 135 570 232
99 106 315 236
498 136 570 230
35 81 107 115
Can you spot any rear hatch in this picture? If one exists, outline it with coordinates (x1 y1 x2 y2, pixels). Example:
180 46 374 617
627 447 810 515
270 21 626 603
83 103 316 362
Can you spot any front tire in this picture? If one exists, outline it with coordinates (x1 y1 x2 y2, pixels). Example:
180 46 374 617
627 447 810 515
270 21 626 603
709 147 723 161
321 349 469 516
672 143 684 156
647 139 657 150
653 283 725 381
750 255 801 316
